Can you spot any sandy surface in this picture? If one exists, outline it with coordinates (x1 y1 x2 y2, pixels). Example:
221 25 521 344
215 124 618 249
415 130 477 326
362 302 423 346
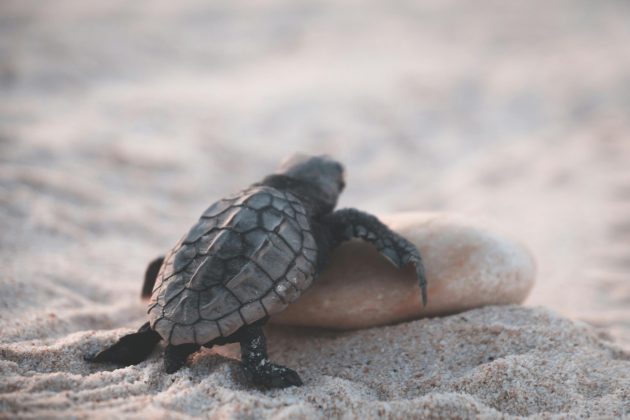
2 0 630 418
2 307 629 418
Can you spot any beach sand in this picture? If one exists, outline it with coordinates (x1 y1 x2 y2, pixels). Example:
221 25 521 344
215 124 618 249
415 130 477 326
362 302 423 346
1 0 630 417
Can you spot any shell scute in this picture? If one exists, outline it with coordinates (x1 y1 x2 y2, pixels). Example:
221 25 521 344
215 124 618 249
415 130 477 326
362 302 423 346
198 286 240 321
260 291 288 314
202 198 234 218
240 301 267 323
170 324 195 346
217 311 244 337
230 207 259 232
149 186 316 344
193 320 220 344
225 263 275 302
246 192 272 209
261 207 284 231
255 234 295 280
184 218 217 244
275 279 300 303
164 289 199 325
277 218 303 252
172 245 197 273
286 265 312 291
188 255 224 291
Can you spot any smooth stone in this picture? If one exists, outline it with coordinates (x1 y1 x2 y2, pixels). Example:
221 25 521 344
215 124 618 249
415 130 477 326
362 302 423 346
270 212 536 329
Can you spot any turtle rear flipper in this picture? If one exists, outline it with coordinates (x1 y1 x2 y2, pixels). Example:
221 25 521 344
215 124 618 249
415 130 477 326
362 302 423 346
85 322 161 366
164 343 200 373
238 324 303 388
142 256 164 299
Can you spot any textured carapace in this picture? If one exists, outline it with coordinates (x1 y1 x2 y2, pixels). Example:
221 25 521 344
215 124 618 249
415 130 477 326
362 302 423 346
148 186 318 345
87 154 427 388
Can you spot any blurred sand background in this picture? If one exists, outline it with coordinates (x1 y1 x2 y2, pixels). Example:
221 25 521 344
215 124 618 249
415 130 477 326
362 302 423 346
1 0 630 418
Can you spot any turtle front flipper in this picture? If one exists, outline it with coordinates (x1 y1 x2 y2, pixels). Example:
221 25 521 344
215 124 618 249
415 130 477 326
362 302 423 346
324 208 428 306
141 256 164 299
85 322 162 366
237 324 303 388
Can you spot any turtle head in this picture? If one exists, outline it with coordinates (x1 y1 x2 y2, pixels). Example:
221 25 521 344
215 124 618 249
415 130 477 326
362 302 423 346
277 154 345 214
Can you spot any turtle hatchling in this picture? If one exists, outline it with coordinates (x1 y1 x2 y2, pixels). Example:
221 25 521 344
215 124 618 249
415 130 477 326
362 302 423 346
86 154 427 388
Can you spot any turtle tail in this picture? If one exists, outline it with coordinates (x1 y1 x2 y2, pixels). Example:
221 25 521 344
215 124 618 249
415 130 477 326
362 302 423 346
85 322 161 366
141 256 164 299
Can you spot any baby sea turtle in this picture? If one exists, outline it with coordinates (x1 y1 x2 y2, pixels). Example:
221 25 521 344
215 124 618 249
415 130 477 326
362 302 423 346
86 155 427 388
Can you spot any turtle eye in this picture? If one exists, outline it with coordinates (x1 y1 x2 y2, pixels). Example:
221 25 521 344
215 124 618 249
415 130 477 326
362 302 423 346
338 179 346 190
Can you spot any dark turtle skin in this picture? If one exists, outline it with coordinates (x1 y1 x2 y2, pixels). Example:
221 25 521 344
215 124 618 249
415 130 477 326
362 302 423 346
86 155 427 388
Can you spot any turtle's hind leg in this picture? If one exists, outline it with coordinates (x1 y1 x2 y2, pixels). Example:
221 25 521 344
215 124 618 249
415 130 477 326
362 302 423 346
85 322 161 366
237 324 303 388
164 343 200 374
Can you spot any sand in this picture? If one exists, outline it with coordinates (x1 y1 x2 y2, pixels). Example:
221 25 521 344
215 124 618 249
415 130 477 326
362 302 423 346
2 307 629 418
2 0 630 418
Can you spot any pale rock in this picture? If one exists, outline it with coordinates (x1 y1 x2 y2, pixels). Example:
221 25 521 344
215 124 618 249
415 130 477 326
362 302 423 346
271 212 536 329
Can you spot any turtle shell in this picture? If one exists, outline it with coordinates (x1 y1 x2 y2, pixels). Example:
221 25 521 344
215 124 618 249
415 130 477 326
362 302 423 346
147 186 317 345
